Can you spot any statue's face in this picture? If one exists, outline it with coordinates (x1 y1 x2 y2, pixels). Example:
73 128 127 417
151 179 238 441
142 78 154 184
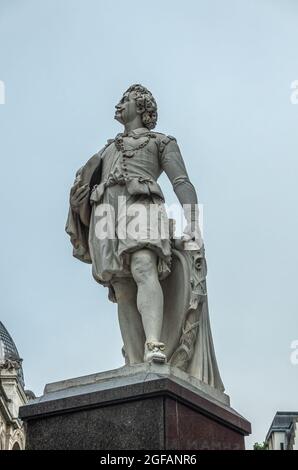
114 91 138 125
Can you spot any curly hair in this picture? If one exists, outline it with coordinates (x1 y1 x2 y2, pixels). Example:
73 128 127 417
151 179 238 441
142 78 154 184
124 84 158 130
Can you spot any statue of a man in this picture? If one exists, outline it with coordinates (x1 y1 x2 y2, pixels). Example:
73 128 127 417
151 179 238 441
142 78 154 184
66 85 223 392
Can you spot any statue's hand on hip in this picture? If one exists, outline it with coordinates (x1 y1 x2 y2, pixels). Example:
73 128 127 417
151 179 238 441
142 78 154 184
69 181 90 213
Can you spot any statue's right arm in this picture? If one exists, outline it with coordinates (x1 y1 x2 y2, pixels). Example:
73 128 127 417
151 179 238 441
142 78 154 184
69 181 90 226
69 148 104 226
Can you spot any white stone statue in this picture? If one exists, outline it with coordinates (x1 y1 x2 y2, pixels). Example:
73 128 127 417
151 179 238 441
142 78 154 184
66 84 224 391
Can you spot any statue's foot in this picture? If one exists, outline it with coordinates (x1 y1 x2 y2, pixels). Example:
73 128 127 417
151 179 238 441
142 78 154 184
144 341 167 364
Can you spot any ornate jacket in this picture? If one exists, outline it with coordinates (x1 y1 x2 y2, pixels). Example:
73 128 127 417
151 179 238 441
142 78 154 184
89 128 195 204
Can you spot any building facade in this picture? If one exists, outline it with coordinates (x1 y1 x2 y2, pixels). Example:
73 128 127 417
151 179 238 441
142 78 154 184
266 411 298 450
0 322 30 450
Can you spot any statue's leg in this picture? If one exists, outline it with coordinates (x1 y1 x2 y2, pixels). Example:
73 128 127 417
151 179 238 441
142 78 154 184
111 277 145 364
130 249 166 363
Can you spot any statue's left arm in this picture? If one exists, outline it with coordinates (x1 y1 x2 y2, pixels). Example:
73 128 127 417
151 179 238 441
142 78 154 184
160 136 203 246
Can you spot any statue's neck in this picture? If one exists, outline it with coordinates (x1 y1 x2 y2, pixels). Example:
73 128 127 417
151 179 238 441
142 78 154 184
123 116 144 134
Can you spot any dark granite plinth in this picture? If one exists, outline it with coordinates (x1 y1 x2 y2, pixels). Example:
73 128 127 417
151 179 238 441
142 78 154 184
19 365 251 450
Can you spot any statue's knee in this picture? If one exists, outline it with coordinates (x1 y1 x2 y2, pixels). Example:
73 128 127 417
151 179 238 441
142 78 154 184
131 250 157 284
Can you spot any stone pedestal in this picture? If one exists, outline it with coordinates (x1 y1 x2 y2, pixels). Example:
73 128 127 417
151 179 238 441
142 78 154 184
19 364 251 450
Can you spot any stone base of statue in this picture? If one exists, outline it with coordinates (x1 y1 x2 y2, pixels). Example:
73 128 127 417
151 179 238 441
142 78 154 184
19 364 251 450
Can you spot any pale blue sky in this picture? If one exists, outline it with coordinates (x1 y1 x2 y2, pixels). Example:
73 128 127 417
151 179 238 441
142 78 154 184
0 0 297 448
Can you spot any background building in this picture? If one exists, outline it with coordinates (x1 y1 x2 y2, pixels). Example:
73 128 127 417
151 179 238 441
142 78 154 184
265 412 298 450
0 322 33 450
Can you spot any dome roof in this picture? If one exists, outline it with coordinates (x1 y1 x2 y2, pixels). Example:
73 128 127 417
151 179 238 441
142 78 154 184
0 321 24 387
